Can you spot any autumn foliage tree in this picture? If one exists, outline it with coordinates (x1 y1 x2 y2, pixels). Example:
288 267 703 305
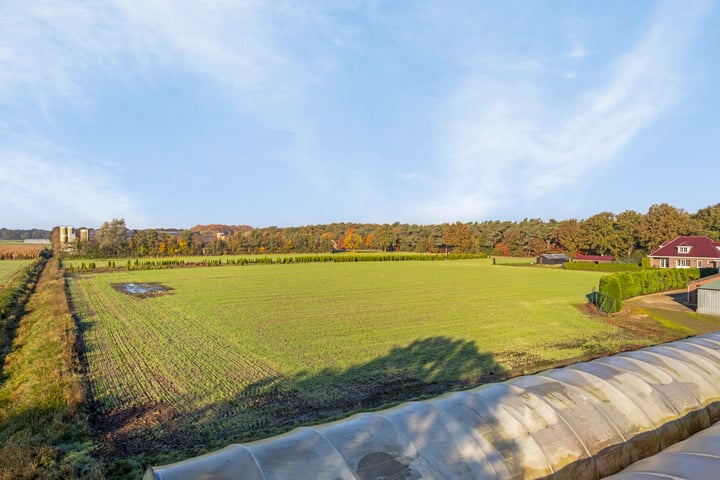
71 202 720 260
442 222 472 253
343 229 364 251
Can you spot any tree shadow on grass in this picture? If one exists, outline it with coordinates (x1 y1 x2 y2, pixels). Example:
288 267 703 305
98 336 509 473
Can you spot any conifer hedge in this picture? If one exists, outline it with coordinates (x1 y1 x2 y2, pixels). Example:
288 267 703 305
598 268 700 313
564 262 641 272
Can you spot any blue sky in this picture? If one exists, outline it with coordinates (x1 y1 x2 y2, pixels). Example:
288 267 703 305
1 1 719 229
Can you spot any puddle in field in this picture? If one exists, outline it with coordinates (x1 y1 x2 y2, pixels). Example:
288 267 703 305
112 282 172 298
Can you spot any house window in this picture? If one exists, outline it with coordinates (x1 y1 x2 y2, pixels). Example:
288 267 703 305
660 258 669 268
677 259 691 268
678 246 690 254
698 260 703 268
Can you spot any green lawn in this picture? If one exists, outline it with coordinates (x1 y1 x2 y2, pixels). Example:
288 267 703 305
68 259 643 467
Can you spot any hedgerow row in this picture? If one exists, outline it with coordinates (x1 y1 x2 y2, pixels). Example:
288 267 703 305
598 268 701 313
64 252 485 272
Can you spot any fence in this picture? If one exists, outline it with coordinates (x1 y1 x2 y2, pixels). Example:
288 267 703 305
586 288 616 315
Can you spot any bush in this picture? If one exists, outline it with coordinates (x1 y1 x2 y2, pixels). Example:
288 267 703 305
598 268 699 313
598 275 622 313
699 268 719 278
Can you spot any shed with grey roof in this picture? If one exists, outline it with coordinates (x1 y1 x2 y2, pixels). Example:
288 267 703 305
536 253 570 265
698 280 720 316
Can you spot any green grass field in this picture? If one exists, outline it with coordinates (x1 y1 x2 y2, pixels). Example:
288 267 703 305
68 259 660 467
0 260 31 288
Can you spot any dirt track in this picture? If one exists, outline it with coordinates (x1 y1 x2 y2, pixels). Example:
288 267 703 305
624 289 694 312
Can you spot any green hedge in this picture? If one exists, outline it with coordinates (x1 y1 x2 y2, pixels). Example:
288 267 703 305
699 268 719 278
564 262 641 272
66 252 487 272
598 268 700 313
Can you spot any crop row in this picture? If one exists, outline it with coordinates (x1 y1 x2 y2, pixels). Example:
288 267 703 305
67 260 627 454
0 259 32 288
0 244 48 260
69 273 295 426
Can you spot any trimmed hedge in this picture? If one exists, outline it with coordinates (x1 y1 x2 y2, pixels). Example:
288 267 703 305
600 275 623 312
564 262 641 272
66 252 488 272
598 268 700 313
699 268 720 278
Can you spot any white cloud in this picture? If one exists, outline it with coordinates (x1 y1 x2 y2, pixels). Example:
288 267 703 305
0 140 144 228
0 0 339 226
423 1 711 222
0 1 325 118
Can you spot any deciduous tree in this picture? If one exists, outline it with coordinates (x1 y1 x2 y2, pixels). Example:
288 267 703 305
95 218 129 257
694 203 720 239
373 224 397 252
638 203 697 252
443 221 472 253
344 232 364 251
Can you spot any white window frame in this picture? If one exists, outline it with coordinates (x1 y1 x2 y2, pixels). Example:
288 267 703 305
698 260 703 268
660 258 669 268
678 246 690 254
677 259 691 268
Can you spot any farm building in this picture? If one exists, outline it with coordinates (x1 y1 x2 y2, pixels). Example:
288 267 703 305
575 254 614 263
536 253 570 265
687 274 720 304
648 235 720 269
698 280 720 316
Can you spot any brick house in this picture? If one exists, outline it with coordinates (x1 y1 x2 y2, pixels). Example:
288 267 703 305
648 236 720 269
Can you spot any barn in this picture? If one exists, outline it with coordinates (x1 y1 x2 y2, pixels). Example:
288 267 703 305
697 280 720 316
536 253 570 265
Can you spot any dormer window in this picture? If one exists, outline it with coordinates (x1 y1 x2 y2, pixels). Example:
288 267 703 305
678 246 691 254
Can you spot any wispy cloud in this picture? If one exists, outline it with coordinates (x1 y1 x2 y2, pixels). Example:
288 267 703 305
0 140 143 228
0 0 338 225
0 1 326 119
422 1 712 222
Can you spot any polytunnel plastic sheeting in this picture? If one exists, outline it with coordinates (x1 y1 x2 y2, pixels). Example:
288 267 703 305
537 367 662 473
510 373 621 477
145 332 720 480
631 348 720 423
147 444 264 480
571 357 693 449
598 352 712 436
603 419 720 480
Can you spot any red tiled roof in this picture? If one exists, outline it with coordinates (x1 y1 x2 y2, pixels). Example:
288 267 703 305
649 236 720 259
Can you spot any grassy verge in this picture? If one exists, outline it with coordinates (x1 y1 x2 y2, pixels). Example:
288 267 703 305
0 258 46 358
0 258 103 479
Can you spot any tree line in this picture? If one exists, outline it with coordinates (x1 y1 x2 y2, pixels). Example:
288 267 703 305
53 202 720 260
0 228 51 241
